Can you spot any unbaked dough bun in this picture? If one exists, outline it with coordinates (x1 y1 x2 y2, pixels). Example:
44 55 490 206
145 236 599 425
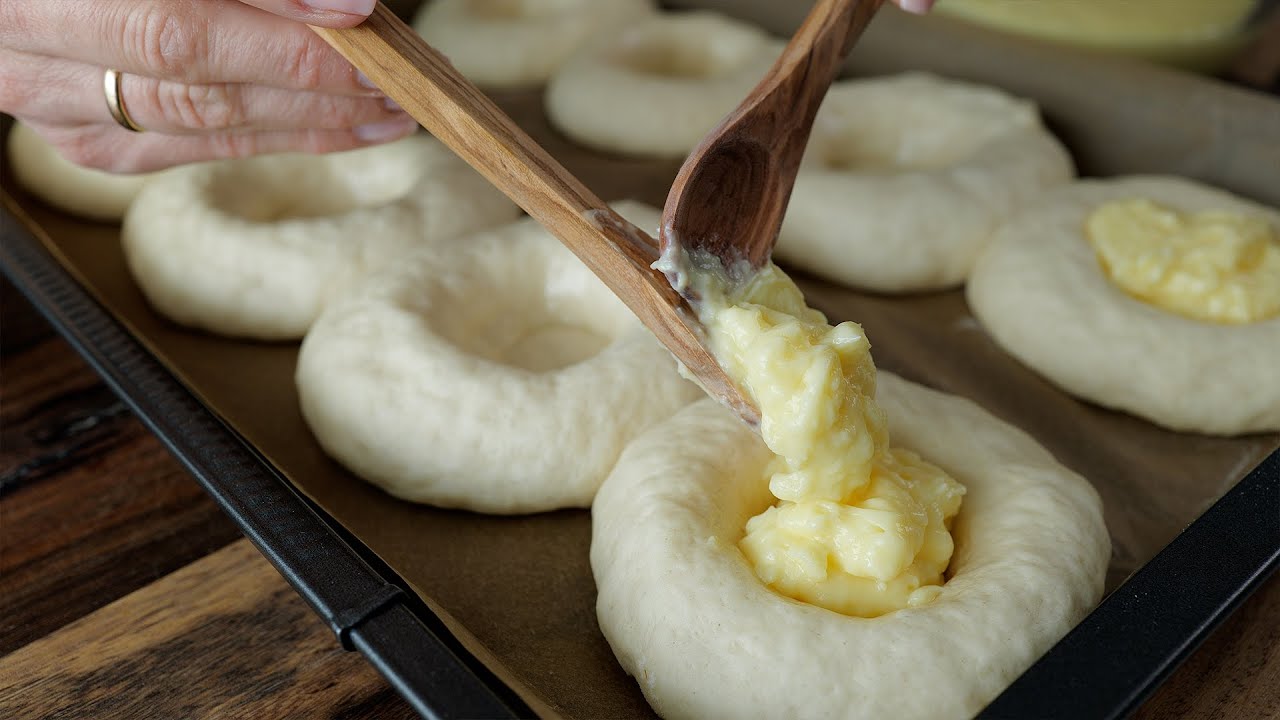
545 11 785 157
592 374 1109 720
413 0 655 89
121 134 520 341
967 176 1280 435
775 73 1075 292
296 202 703 514
6 122 155 222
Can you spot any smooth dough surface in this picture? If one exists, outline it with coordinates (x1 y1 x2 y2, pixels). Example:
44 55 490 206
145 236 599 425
7 122 155 222
296 202 703 513
121 134 520 340
545 11 784 157
592 374 1109 720
776 73 1074 292
413 0 655 89
967 176 1280 435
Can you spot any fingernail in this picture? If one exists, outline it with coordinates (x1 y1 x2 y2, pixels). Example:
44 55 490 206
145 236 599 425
305 0 376 16
354 116 417 142
384 95 403 112
897 0 933 14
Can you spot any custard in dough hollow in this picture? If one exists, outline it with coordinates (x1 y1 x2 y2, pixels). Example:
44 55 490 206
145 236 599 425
412 0 655 89
966 176 1280 435
296 202 703 514
545 11 784 157
776 73 1074 292
592 376 1109 720
121 134 520 340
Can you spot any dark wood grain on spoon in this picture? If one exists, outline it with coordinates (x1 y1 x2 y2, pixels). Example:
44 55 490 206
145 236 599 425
310 4 760 424
661 0 884 278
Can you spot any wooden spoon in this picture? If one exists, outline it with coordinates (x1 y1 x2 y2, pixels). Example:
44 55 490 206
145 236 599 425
660 0 884 282
310 5 760 424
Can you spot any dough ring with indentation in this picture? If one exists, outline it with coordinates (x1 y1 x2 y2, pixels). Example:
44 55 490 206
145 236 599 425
592 373 1109 720
967 176 1280 435
7 122 156 222
412 0 656 89
545 11 784 157
296 201 703 513
121 134 520 341
775 73 1074 293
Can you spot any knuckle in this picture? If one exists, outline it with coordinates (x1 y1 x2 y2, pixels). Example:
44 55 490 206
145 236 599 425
207 132 260 161
0 66 29 114
54 129 115 171
284 32 339 92
0 1 27 43
122 4 207 80
157 82 243 131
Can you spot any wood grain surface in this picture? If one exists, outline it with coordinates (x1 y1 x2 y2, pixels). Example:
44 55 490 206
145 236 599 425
0 540 415 720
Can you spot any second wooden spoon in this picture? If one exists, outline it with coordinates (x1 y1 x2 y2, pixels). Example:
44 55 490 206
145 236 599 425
660 0 884 283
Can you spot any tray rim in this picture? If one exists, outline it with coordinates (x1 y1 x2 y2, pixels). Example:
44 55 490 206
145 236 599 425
0 195 530 720
3 188 1278 720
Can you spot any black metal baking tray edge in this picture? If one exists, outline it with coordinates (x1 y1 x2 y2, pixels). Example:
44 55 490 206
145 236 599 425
3 198 1277 720
0 201 529 720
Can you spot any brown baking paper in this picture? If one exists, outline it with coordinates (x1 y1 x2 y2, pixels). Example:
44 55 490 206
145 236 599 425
3 4 1278 718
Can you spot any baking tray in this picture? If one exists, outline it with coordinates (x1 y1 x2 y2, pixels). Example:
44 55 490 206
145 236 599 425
3 2 1280 718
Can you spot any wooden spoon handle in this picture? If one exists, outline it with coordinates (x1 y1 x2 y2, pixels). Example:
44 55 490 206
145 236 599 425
310 4 759 423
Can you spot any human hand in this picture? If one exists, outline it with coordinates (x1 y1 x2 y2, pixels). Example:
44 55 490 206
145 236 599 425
894 0 937 13
0 0 417 173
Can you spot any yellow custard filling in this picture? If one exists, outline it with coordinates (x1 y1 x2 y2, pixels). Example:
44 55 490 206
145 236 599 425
1087 199 1280 324
672 259 965 618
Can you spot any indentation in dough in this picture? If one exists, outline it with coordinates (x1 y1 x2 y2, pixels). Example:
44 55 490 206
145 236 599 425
612 29 760 79
467 0 579 20
208 157 419 222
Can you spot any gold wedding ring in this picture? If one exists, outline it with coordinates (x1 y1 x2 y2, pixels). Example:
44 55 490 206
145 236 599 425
103 69 144 133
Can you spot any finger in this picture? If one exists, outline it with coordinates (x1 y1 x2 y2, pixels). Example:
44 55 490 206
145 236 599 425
0 0 379 95
2 49 405 133
236 0 375 28
27 118 420 174
895 0 936 14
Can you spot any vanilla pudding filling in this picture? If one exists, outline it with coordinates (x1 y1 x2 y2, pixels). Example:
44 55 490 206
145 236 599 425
1087 199 1280 324
660 250 965 617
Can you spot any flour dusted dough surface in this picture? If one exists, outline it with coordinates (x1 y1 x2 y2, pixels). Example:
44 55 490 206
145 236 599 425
592 374 1109 720
296 202 703 514
967 176 1280 434
776 73 1074 292
545 11 784 157
7 122 154 222
413 0 654 89
121 134 520 340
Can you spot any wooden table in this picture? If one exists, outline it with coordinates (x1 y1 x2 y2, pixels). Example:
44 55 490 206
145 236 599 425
2 274 1278 719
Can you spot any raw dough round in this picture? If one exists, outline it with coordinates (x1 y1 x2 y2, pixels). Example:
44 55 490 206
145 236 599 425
592 373 1109 720
545 11 784 157
6 122 154 222
775 73 1074 292
413 0 655 89
967 176 1280 435
296 202 703 514
121 134 520 340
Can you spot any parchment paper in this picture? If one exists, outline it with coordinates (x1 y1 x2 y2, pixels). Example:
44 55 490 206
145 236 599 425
3 4 1278 718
